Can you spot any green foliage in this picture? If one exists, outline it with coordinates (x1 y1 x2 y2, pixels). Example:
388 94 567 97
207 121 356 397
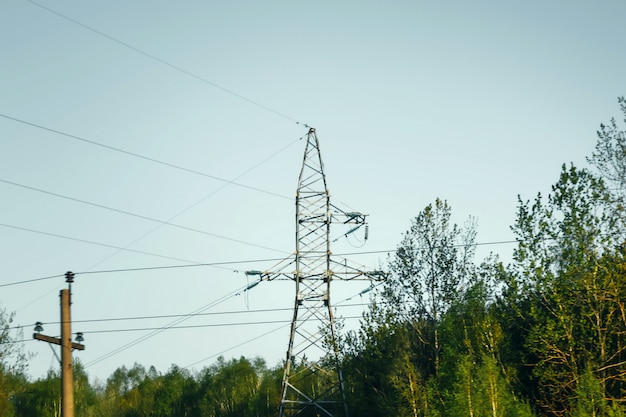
386 198 476 322
199 356 261 416
12 369 61 417
505 162 626 415
0 304 31 417
385 199 477 376
344 201 529 417
74 360 98 416
588 96 626 192
344 309 430 417
447 353 534 417
572 368 607 417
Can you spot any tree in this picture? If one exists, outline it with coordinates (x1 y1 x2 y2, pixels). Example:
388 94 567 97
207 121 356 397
571 368 608 417
11 369 61 417
0 304 30 417
97 363 156 417
73 360 97 416
151 365 197 417
507 163 626 415
588 97 626 195
440 267 535 417
385 198 477 375
197 356 263 417
343 303 429 417
250 362 282 417
341 200 481 416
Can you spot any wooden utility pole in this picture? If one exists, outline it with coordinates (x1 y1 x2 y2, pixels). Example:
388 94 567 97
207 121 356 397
33 272 84 417
60 288 73 417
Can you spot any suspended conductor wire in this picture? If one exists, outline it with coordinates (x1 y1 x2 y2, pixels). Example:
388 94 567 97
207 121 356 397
0 178 287 254
81 134 302 271
79 315 363 335
0 124 302 309
181 284 382 369
0 238 523 290
0 222 205 265
6 315 370 344
7 302 374 332
83 319 353 334
16 283 64 313
0 273 64 289
0 239 522 289
76 256 289 277
183 324 287 370
25 0 309 127
84 280 261 368
0 113 293 201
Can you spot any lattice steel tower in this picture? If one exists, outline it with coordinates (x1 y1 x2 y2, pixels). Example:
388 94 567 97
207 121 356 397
248 128 383 417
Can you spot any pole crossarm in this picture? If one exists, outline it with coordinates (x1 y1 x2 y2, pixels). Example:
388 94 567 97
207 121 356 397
33 333 85 351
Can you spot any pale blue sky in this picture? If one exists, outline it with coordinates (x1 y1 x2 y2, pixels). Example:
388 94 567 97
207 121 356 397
1 0 624 382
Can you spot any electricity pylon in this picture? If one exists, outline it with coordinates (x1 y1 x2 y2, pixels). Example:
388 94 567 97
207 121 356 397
246 128 384 417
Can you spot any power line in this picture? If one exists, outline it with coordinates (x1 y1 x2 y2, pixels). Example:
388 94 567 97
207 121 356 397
184 324 287 369
79 134 302 272
337 240 519 258
78 238 522 369
182 286 380 369
15 284 365 374
0 114 304 314
82 316 365 335
0 178 288 255
0 113 294 201
82 274 363 368
0 222 204 265
83 281 256 368
0 128 307 287
25 0 309 127
0 273 64 289
80 289 376 370
76 257 288 276
9 302 373 331
0 239 522 289
78 239 519 274
0 254 291 289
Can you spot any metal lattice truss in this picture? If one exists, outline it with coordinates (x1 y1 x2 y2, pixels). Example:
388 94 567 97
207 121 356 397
245 128 385 417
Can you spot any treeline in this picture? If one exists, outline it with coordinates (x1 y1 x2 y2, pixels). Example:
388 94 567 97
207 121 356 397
0 356 283 417
339 98 626 417
1 98 626 416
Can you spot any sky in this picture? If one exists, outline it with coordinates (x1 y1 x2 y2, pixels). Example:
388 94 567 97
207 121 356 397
1 0 625 384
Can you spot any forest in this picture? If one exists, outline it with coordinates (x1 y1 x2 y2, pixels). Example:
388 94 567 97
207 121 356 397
1 97 626 416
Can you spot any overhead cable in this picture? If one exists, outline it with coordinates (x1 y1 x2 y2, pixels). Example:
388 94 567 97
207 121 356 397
25 0 309 127
182 284 379 368
8 302 373 331
0 113 292 201
0 273 64 289
81 316 364 335
0 178 287 254
83 281 259 368
0 222 204 265
183 324 287 369
0 239 522 289
79 130 303 270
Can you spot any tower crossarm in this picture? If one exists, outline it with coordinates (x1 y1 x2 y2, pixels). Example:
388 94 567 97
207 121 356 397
246 256 387 282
